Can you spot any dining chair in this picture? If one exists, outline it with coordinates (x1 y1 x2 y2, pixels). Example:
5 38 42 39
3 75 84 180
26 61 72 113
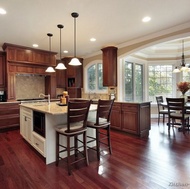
87 99 115 160
156 96 168 125
55 100 91 175
166 97 190 133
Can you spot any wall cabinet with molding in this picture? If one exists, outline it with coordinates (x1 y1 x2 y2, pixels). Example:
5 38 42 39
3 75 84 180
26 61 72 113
3 43 57 66
2 43 57 101
101 46 117 87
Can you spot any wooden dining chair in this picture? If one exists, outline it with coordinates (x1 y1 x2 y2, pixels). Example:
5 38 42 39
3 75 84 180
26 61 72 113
166 97 190 133
156 96 168 125
55 100 91 175
87 99 115 160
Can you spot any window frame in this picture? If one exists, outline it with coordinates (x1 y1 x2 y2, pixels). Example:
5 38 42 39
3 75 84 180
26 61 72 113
84 60 108 94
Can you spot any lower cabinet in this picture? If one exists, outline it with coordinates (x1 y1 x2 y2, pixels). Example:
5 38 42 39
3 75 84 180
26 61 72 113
20 107 32 143
110 102 151 137
0 102 20 131
20 107 46 157
32 132 46 157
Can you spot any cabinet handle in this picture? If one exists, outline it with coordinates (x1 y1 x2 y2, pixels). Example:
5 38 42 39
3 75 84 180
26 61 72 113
25 116 27 121
35 143 39 146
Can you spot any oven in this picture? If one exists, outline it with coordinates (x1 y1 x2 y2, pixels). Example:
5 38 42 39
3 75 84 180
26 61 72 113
33 111 45 137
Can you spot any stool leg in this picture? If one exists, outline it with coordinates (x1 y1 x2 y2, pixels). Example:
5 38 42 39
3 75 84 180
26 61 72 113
67 136 71 175
56 132 59 166
107 125 112 154
96 129 100 160
84 131 89 166
74 135 78 158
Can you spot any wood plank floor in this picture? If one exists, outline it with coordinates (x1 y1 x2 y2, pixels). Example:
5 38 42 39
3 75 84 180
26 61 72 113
0 119 190 189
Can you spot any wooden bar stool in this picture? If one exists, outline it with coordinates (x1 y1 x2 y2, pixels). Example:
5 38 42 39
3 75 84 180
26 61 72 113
55 100 91 175
87 99 115 160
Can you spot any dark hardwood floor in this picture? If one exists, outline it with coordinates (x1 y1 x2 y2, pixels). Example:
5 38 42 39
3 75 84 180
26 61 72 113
0 119 190 189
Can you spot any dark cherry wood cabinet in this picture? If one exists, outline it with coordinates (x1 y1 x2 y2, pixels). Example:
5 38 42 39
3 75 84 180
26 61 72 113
58 57 83 98
2 43 57 101
0 52 6 89
110 102 151 137
3 43 57 66
110 102 122 130
101 46 117 87
0 102 20 131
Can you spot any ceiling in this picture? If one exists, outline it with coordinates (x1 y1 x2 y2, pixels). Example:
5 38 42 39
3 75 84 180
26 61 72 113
1 0 190 59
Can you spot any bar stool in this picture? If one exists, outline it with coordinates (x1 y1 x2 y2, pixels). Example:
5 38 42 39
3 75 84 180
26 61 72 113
87 99 115 160
55 100 91 175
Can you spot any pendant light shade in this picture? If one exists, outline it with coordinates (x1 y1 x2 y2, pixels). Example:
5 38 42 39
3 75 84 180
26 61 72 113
55 24 66 70
46 33 55 73
173 39 189 73
69 12 82 66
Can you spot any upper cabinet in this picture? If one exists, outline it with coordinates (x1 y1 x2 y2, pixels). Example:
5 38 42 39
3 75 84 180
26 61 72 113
62 57 83 88
0 52 6 89
2 43 57 66
101 46 118 86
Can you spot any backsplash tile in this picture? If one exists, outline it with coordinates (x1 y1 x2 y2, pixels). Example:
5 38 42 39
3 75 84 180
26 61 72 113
15 74 45 99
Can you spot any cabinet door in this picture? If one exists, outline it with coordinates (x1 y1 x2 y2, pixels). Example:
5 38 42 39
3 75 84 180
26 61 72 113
56 70 66 88
110 103 121 130
7 73 16 100
121 104 139 134
0 52 5 88
101 46 117 86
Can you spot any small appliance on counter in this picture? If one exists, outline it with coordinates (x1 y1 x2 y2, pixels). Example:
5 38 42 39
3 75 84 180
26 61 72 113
109 87 116 100
0 91 6 102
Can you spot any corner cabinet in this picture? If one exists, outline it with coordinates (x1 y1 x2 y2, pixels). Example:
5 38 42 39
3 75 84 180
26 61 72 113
101 46 117 86
110 102 151 137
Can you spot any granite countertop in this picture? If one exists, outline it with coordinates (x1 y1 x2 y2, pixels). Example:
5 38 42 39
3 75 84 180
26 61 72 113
20 101 97 115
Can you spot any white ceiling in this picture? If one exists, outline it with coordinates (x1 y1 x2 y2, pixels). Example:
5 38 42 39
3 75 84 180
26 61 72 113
1 0 190 59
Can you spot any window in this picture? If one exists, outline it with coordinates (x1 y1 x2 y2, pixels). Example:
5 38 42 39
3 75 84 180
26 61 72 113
148 65 173 103
86 62 107 93
123 61 143 101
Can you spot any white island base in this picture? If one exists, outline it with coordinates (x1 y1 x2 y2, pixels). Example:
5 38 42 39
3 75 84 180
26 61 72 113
20 102 97 164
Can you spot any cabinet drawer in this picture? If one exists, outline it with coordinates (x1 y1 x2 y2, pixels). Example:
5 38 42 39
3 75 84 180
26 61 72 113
122 104 138 112
112 103 121 110
32 132 46 157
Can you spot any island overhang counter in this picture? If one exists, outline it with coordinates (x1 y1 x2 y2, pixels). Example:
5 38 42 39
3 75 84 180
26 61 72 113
19 102 97 164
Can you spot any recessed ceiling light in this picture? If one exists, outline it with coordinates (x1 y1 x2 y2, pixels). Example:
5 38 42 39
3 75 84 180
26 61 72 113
142 16 151 23
63 50 68 53
33 44 38 48
0 8 6 15
90 38 96 42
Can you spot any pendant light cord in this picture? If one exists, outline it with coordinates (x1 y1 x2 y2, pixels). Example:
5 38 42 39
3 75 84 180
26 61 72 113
74 17 76 57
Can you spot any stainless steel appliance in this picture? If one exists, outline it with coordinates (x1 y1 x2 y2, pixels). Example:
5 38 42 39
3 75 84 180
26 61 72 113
0 91 6 102
33 111 45 137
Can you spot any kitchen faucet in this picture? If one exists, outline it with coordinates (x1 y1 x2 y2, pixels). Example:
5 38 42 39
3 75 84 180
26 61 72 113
39 93 50 105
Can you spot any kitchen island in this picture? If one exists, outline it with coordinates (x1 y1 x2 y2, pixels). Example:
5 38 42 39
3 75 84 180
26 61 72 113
20 101 97 164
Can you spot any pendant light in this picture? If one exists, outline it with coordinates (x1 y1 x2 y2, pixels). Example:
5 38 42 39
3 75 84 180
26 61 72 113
45 33 55 73
55 24 67 70
173 39 188 73
69 12 82 66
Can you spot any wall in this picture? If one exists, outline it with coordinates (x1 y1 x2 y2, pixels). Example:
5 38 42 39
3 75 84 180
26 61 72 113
15 74 45 100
